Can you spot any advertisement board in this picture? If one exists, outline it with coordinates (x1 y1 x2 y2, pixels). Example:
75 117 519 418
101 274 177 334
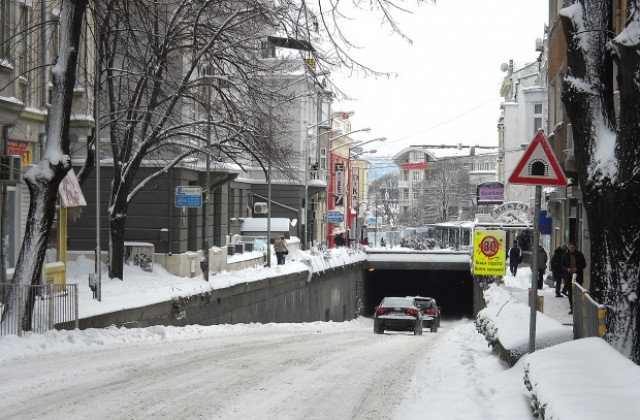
473 230 506 276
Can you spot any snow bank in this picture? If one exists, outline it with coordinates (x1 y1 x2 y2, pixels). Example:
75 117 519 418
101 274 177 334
525 337 640 420
476 283 573 364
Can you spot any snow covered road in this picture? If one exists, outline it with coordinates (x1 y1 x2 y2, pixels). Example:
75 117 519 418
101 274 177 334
1 318 445 419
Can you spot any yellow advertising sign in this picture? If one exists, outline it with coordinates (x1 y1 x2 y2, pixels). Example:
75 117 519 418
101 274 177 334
473 230 506 276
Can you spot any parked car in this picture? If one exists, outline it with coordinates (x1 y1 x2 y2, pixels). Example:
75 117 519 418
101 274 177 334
373 297 423 335
410 296 441 333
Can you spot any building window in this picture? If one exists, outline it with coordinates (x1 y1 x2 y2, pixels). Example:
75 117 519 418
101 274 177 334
0 0 8 59
320 148 327 170
412 171 421 182
471 162 497 172
533 103 543 134
17 4 30 75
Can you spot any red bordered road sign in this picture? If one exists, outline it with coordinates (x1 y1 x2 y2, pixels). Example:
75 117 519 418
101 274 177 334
509 131 568 186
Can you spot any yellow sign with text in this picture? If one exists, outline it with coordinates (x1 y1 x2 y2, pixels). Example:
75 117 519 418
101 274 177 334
473 230 506 276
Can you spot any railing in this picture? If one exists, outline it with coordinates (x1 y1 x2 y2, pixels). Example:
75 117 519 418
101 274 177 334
573 281 606 339
0 283 79 336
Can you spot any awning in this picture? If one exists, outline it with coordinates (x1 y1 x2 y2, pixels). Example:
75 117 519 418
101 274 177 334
59 169 87 208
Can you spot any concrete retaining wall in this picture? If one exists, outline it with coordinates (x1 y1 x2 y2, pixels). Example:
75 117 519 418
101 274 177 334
78 263 364 329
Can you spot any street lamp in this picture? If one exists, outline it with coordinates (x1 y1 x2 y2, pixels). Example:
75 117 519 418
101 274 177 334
330 135 386 153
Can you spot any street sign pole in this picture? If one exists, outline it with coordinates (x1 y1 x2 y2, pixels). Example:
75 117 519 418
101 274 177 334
529 185 542 354
508 130 568 355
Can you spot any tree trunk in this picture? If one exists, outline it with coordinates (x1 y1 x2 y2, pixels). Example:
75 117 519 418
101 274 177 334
0 0 88 331
561 1 640 362
108 186 130 280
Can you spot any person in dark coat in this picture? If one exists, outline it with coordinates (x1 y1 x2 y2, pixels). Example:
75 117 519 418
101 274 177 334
508 240 522 276
550 246 566 297
536 245 548 290
561 241 587 314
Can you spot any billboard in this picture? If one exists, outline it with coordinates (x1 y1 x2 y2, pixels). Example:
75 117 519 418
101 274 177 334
473 230 506 276
477 182 504 204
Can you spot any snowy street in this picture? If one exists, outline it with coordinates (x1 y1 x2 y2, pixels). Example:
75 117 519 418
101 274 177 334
0 317 530 420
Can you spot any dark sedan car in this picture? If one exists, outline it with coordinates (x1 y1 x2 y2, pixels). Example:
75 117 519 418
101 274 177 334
373 297 423 335
411 296 441 333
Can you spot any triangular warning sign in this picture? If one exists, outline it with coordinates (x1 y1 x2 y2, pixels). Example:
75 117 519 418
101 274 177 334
509 131 568 186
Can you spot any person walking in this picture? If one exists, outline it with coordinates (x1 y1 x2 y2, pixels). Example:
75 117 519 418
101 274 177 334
536 245 548 290
561 241 587 314
508 240 522 276
273 235 288 265
550 246 566 297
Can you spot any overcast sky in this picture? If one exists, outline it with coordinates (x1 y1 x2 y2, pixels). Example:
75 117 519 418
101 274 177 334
330 0 549 156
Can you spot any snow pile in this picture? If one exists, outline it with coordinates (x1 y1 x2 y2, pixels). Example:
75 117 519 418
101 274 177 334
524 337 640 420
477 282 573 363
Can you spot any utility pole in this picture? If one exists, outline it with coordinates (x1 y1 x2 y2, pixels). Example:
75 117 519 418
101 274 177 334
201 59 212 281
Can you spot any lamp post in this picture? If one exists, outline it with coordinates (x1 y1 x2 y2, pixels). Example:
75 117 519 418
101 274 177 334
201 58 213 281
302 128 338 249
265 90 322 266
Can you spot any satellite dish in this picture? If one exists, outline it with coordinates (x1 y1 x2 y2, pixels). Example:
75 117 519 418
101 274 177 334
500 63 509 72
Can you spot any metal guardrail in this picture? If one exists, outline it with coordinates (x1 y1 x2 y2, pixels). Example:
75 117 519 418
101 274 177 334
573 281 606 339
0 283 78 336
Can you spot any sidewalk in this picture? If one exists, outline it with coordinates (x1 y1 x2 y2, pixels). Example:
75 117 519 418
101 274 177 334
502 266 573 327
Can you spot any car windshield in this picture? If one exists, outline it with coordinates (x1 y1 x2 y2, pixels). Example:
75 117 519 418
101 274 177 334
382 297 413 307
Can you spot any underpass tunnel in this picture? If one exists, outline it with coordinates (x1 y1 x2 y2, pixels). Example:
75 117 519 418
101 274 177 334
363 268 474 319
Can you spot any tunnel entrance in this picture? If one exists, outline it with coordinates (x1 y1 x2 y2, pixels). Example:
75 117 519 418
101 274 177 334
363 268 474 319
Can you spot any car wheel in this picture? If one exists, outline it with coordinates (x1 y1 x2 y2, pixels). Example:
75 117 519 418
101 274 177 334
374 321 384 334
430 325 438 333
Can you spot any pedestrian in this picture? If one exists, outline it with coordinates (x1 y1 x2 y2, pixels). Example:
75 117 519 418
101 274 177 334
508 240 522 276
550 246 565 297
380 237 386 248
334 232 345 247
536 245 548 290
273 235 288 265
561 241 587 314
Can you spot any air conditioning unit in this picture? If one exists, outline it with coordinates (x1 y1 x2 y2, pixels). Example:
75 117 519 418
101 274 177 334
535 38 544 52
253 202 268 215
0 155 22 184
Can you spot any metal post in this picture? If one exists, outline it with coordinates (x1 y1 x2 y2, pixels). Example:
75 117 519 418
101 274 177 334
94 30 102 301
201 61 211 281
267 161 272 267
528 185 542 353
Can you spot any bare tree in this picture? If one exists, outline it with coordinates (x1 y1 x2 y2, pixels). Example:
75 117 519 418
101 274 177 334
560 1 640 362
89 0 436 279
4 0 434 323
2 0 89 330
369 172 399 228
422 159 470 223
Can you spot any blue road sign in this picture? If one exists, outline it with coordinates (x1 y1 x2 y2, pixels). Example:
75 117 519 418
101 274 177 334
175 186 202 208
326 210 344 223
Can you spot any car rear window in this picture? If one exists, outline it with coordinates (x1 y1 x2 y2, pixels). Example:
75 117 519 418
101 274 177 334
382 297 412 307
415 299 435 309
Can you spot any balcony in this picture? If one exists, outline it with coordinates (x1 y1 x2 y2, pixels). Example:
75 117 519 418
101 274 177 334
308 169 327 187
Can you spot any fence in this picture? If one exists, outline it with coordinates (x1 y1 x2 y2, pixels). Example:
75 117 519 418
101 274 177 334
573 281 606 339
0 283 78 336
